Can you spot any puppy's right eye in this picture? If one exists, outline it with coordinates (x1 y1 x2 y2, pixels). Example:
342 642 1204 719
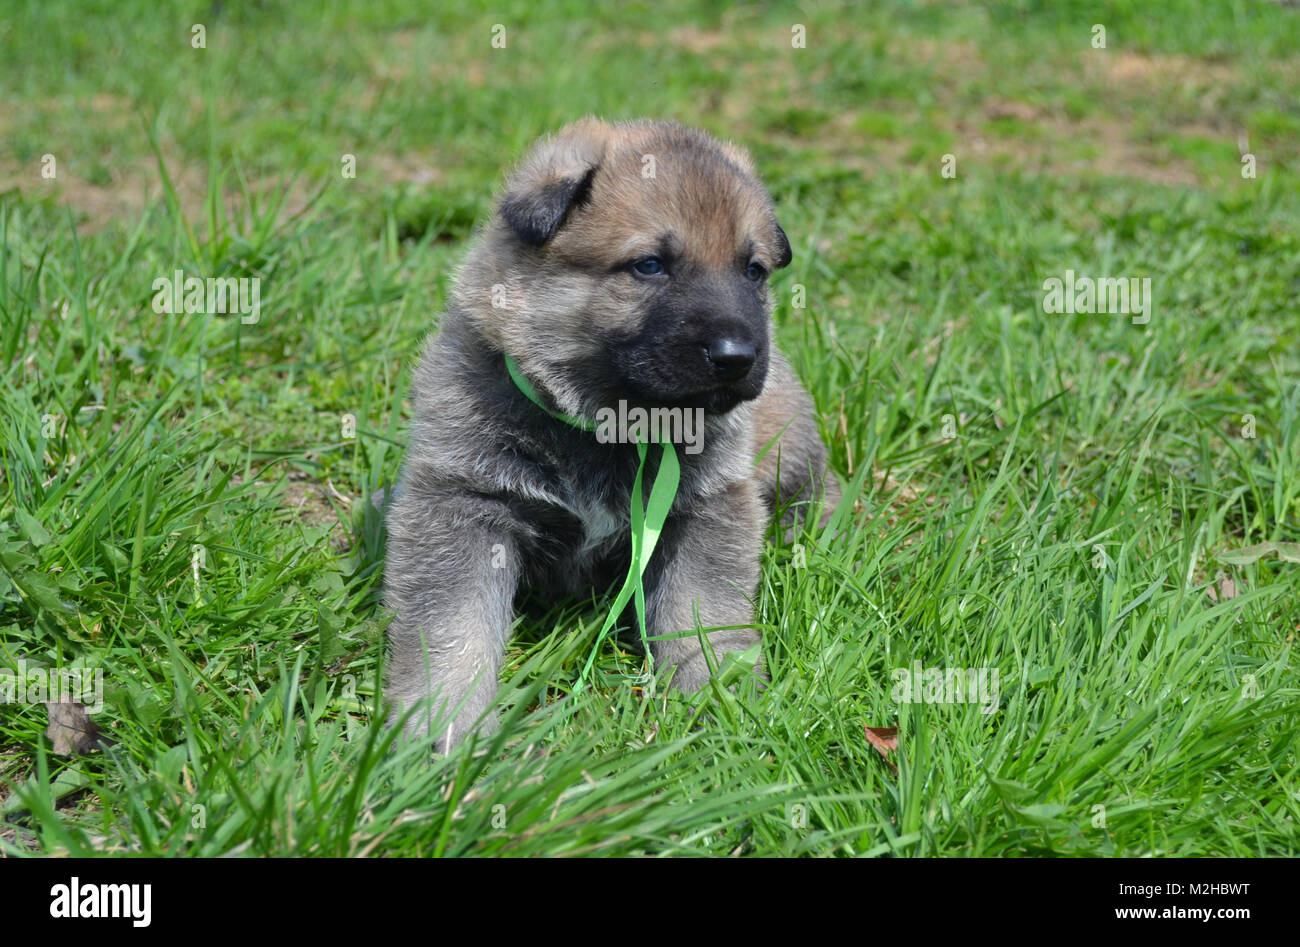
631 257 666 277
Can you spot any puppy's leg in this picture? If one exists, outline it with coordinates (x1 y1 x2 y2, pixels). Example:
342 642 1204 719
384 483 519 752
753 351 840 530
646 480 765 692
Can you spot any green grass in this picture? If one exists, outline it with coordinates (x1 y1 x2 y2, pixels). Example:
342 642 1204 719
1 0 1298 856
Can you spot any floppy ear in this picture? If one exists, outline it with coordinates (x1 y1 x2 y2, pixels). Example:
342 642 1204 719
499 168 597 246
498 119 611 247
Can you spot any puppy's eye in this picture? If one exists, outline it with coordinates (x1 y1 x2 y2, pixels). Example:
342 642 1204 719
745 262 768 282
631 257 666 277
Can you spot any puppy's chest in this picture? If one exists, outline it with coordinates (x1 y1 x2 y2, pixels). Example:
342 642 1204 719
558 481 627 569
573 497 623 554
518 493 625 599
551 449 636 554
520 444 712 594
517 462 637 594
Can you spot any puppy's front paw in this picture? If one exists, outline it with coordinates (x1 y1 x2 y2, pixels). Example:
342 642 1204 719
666 652 713 693
389 699 499 755
665 632 765 694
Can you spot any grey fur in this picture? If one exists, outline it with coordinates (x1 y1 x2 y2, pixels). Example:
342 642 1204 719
384 120 838 751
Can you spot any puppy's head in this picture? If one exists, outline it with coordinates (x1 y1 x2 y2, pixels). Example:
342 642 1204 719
459 119 792 418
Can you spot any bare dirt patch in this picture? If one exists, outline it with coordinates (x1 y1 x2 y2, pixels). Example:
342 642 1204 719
666 25 734 54
368 153 442 187
0 95 319 233
1090 50 1240 88
280 475 347 531
966 114 1201 186
0 152 206 234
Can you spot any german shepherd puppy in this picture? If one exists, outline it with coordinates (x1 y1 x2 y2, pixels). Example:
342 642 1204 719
385 119 837 751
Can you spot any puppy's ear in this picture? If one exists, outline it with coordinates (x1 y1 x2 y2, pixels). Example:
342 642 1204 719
717 139 757 176
499 167 597 247
499 119 612 246
716 135 791 269
772 221 793 269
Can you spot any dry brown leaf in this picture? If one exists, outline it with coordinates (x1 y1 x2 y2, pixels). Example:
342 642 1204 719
1206 574 1238 603
865 725 900 776
45 701 108 756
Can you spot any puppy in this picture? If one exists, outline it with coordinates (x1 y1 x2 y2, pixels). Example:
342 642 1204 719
385 119 837 751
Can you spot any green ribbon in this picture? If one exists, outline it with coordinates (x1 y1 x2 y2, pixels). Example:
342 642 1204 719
504 355 680 694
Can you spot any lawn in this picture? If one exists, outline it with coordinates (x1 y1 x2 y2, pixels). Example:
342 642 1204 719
1 0 1298 856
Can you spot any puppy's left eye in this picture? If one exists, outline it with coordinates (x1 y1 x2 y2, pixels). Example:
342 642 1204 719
632 257 666 277
745 262 768 282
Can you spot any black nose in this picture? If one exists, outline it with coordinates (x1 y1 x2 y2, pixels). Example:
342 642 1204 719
706 338 756 381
